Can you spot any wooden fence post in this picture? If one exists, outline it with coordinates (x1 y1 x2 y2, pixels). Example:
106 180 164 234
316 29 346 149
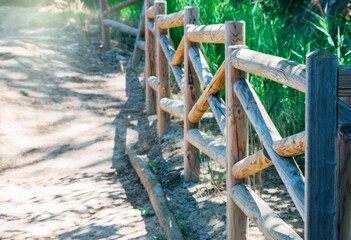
131 3 145 68
99 0 110 49
145 0 156 114
225 21 248 240
183 6 200 182
305 50 338 240
155 1 169 138
337 97 351 240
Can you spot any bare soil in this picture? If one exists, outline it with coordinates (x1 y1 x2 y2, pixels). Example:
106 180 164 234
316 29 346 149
0 2 303 240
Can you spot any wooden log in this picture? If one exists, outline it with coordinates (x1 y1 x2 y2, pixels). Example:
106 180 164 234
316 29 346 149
131 4 145 67
136 40 145 50
104 0 141 17
145 0 156 115
234 77 305 219
147 21 155 34
339 99 351 126
103 19 138 36
339 66 351 97
232 131 305 179
155 1 169 138
171 36 184 65
337 98 351 240
148 76 157 91
127 148 184 240
185 129 226 168
159 98 184 119
158 34 185 93
207 95 226 136
147 6 155 19
305 50 338 240
157 10 184 29
188 61 225 123
99 0 110 49
188 46 213 86
187 24 225 43
183 7 200 182
230 184 302 240
225 21 247 240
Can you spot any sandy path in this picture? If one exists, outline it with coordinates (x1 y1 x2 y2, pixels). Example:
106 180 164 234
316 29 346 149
0 5 159 239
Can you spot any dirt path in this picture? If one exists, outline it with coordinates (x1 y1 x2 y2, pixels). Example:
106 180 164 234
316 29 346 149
0 4 160 239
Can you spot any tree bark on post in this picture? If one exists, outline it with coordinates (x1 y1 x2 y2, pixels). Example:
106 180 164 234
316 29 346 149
225 21 248 240
183 7 200 182
155 1 169 138
99 0 110 49
305 50 338 240
145 0 156 114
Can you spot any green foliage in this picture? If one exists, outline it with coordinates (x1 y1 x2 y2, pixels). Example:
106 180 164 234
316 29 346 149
18 90 29 97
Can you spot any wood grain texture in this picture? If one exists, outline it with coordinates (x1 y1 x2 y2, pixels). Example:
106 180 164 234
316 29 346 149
230 184 302 240
127 148 184 240
339 66 351 97
157 10 184 29
147 76 157 91
144 0 156 115
305 50 338 240
99 0 110 49
104 0 140 17
183 7 200 182
273 131 305 156
234 77 305 220
103 19 138 36
207 95 226 136
136 40 145 50
147 6 155 19
155 1 169 138
159 97 184 119
225 21 248 240
188 61 225 123
131 4 145 67
185 129 226 168
171 36 184 65
187 24 225 43
188 46 213 86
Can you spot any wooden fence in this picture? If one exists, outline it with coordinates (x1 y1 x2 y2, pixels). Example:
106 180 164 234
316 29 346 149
100 0 351 239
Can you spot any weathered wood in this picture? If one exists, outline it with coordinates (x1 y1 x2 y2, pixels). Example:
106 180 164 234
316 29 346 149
147 76 157 91
188 61 225 123
158 34 185 93
207 95 226 136
188 46 212 86
225 21 247 240
157 10 184 29
185 129 226 168
145 0 156 115
230 184 302 240
104 0 140 17
127 148 184 240
155 1 169 138
305 50 338 240
232 131 305 179
103 19 138 36
131 5 145 67
187 24 225 43
136 40 145 50
171 36 184 65
183 7 200 182
234 77 305 220
339 66 351 97
339 99 351 126
147 21 155 34
99 0 110 49
159 98 184 119
147 6 155 19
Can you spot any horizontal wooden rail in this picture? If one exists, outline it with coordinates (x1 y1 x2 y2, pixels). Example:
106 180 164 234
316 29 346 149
339 66 351 97
103 0 140 17
188 46 213 86
136 40 145 50
157 11 184 29
172 37 184 65
159 34 185 92
187 24 225 43
185 129 226 168
229 184 302 240
147 76 157 91
232 131 305 179
208 95 226 136
234 77 305 220
188 62 225 123
159 98 184 119
103 19 138 36
147 6 155 19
